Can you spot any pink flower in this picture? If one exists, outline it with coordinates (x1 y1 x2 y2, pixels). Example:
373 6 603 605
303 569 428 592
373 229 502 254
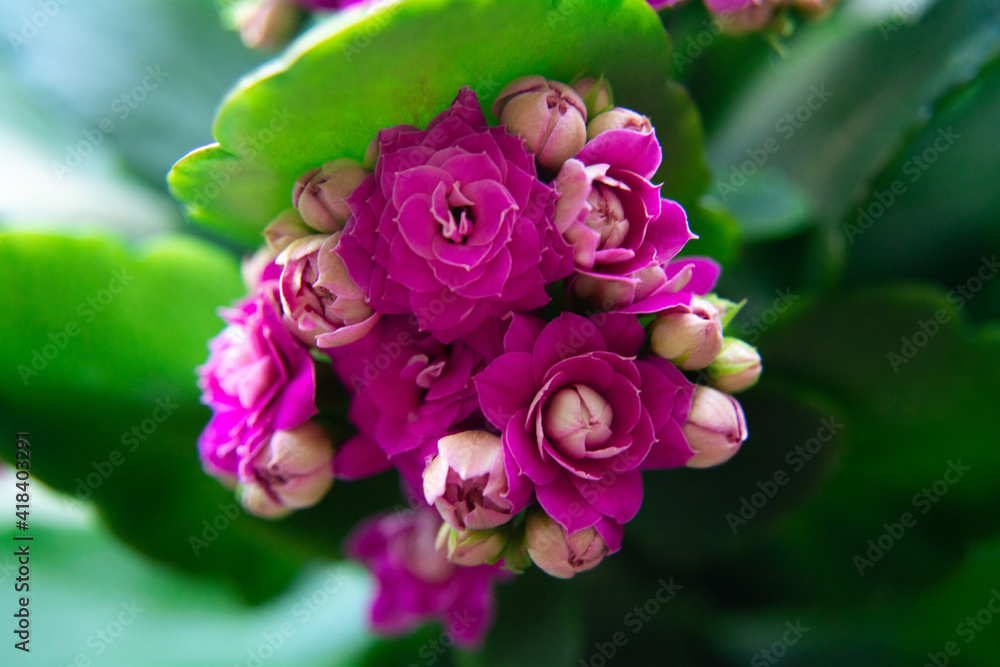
552 128 696 311
277 233 381 349
336 88 574 343
197 281 317 485
423 431 531 531
474 313 696 549
329 315 506 491
346 508 509 647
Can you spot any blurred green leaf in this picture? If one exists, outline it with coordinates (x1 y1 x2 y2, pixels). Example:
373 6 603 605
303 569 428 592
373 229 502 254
755 286 1000 603
0 503 376 667
170 0 712 245
707 0 1000 252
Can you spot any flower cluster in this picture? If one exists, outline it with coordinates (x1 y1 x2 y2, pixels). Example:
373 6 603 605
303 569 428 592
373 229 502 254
196 75 761 645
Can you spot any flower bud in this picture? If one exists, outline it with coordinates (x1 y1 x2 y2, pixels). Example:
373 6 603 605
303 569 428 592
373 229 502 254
586 107 653 140
233 0 304 50
683 386 748 468
649 297 724 370
572 76 614 117
423 431 517 530
292 158 369 232
239 421 335 518
542 385 614 458
525 511 608 579
435 523 507 567
263 208 312 255
493 75 588 171
708 338 762 393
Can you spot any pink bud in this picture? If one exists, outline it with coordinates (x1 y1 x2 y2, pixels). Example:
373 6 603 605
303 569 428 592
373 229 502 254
263 208 312 255
572 76 614 117
649 297 724 370
435 522 507 567
708 338 762 393
586 107 654 140
525 511 607 579
423 431 517 530
292 158 369 232
234 0 304 50
542 384 614 459
277 233 380 349
683 386 748 468
240 421 335 518
493 75 588 171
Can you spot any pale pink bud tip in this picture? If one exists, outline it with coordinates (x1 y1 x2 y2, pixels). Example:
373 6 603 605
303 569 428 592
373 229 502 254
494 76 588 172
683 386 748 468
423 431 517 531
572 76 614 117
525 511 607 579
234 0 304 51
650 297 724 370
708 338 762 393
240 421 335 517
292 158 369 232
435 523 508 567
586 107 654 140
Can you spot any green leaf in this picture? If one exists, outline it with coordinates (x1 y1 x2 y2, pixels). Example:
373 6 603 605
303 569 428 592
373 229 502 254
707 1 1000 252
0 505 376 666
680 198 743 266
753 287 1000 603
170 0 711 245
456 569 583 667
0 232 305 601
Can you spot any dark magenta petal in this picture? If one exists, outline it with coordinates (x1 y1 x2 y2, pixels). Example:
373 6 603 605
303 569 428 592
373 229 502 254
334 434 392 480
571 468 643 524
665 257 721 295
531 313 607 386
535 475 603 534
475 352 538 429
577 128 662 179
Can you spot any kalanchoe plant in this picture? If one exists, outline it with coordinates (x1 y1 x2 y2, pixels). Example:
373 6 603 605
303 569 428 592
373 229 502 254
190 69 758 645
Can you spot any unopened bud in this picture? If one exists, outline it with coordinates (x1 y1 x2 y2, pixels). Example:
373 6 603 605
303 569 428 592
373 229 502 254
435 523 507 567
233 0 304 50
240 421 335 518
708 338 762 393
493 75 588 171
292 158 369 232
649 297 724 370
572 76 614 117
524 510 607 579
586 107 653 140
683 386 748 468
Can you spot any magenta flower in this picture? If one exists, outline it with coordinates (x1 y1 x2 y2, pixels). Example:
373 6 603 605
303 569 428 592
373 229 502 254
346 508 509 647
277 233 381 349
474 313 696 548
553 127 696 311
197 281 317 484
329 315 505 490
336 87 574 343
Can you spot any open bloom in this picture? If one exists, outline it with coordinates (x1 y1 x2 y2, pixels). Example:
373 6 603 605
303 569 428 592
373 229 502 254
346 508 509 647
329 315 506 490
474 313 696 548
553 127 696 311
336 87 574 343
196 281 317 484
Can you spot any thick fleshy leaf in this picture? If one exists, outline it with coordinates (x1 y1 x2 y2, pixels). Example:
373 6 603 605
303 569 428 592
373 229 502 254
169 0 711 245
0 232 398 601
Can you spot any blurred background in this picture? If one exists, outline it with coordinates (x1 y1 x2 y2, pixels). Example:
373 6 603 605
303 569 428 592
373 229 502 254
1 0 999 664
